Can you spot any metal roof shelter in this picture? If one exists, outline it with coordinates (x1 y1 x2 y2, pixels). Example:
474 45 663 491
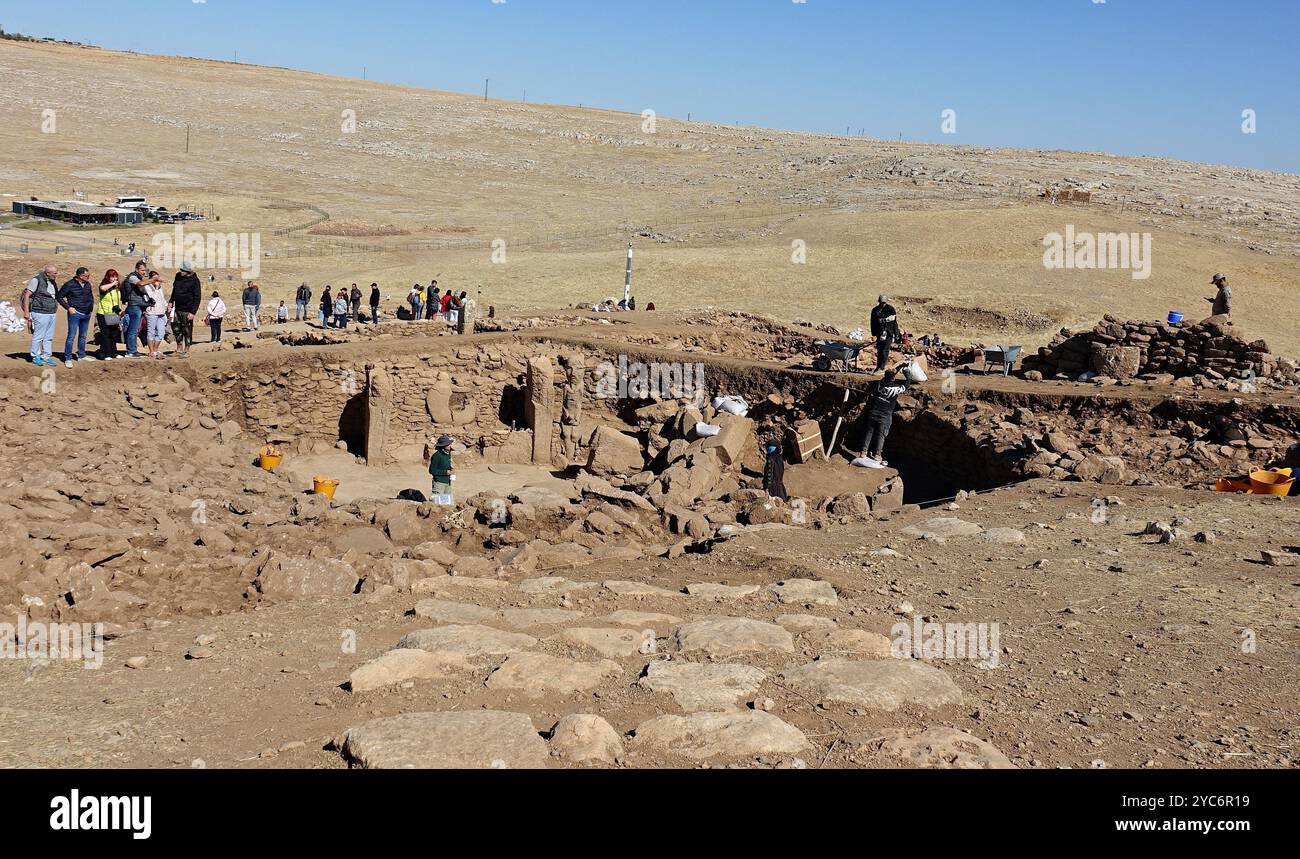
11 199 143 225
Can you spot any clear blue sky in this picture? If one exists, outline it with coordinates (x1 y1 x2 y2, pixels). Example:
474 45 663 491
4 0 1297 173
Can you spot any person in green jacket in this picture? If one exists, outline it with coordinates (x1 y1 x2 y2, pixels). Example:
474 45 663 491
429 435 455 502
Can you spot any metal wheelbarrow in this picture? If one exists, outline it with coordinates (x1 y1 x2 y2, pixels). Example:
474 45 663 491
982 344 1022 376
812 340 866 373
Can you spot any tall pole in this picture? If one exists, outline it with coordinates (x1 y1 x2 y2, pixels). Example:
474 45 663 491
624 240 633 304
185 124 190 155
484 79 489 101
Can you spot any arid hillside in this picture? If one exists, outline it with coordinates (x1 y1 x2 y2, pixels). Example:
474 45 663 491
2 38 1298 352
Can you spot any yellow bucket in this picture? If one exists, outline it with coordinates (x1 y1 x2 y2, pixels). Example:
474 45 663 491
1216 476 1252 494
1249 469 1295 497
259 445 283 471
312 476 340 499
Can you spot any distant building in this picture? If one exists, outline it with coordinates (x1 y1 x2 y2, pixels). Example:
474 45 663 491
12 199 144 225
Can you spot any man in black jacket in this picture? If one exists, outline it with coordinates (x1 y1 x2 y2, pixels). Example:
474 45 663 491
295 283 311 320
369 283 381 323
168 262 202 357
869 294 900 372
57 267 95 365
860 368 908 466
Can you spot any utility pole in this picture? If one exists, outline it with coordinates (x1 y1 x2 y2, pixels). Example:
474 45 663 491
623 240 633 305
484 79 489 102
363 66 367 80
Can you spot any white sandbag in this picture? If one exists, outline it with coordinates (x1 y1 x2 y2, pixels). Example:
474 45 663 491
694 422 722 438
851 456 885 469
713 395 749 417
902 362 928 383
847 327 866 342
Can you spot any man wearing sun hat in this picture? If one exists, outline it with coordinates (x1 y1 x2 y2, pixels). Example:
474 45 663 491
429 435 456 502
1206 273 1232 317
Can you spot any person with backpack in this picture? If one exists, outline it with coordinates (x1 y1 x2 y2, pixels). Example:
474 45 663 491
205 290 227 343
350 283 363 322
439 287 454 322
333 288 350 329
21 264 61 367
408 284 423 321
142 270 170 359
294 283 311 320
168 261 202 358
369 283 381 323
858 368 908 466
425 280 439 320
94 269 123 361
319 285 333 327
121 261 152 358
241 281 262 330
56 266 95 366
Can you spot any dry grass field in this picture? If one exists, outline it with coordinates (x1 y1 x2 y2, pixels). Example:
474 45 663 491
2 38 1298 351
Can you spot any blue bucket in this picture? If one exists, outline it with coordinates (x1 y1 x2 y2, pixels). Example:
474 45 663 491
1167 311 1184 325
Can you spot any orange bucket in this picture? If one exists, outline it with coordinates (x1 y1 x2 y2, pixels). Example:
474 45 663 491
312 476 340 499
1249 469 1295 497
1216 476 1252 494
259 445 283 471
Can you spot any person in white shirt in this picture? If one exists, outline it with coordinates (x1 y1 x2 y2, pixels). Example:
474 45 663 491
142 271 170 359
205 291 227 343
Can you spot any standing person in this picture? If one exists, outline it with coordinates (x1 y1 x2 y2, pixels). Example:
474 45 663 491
241 281 262 330
205 290 227 343
121 261 151 358
350 283 362 322
859 368 908 466
57 266 95 366
294 282 311 321
20 265 60 367
168 261 202 358
333 288 350 329
428 435 455 502
94 270 123 361
142 270 170 359
431 279 447 319
276 300 289 324
369 283 381 323
869 294 900 373
455 291 476 335
408 284 422 321
1206 273 1233 317
439 287 454 322
762 441 788 501
319 286 333 327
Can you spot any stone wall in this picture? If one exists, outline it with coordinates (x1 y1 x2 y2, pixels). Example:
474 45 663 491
1023 314 1296 385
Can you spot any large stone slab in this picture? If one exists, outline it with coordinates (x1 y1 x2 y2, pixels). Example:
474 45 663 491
256 555 358 599
604 610 681 636
341 711 549 768
560 627 648 658
780 658 962 711
348 648 471 693
518 576 600 594
500 607 587 628
684 582 760 601
639 661 767 712
818 629 893 657
412 599 498 625
548 714 624 764
397 624 537 657
673 617 794 658
486 652 621 697
603 580 682 599
768 579 839 606
632 711 809 760
899 518 985 540
874 727 1015 769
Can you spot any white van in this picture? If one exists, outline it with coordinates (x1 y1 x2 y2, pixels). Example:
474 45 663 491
114 196 148 210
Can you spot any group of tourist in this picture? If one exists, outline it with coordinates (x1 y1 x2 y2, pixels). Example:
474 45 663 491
407 280 474 326
20 260 207 365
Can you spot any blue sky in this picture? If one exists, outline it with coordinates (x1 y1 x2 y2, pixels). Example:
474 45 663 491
4 0 1297 173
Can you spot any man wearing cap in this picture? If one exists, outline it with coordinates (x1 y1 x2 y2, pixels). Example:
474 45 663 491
869 294 900 372
1206 274 1232 317
429 436 456 502
168 261 202 358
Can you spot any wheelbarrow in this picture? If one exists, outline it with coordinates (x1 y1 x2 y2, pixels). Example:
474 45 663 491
982 344 1022 376
812 340 866 373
